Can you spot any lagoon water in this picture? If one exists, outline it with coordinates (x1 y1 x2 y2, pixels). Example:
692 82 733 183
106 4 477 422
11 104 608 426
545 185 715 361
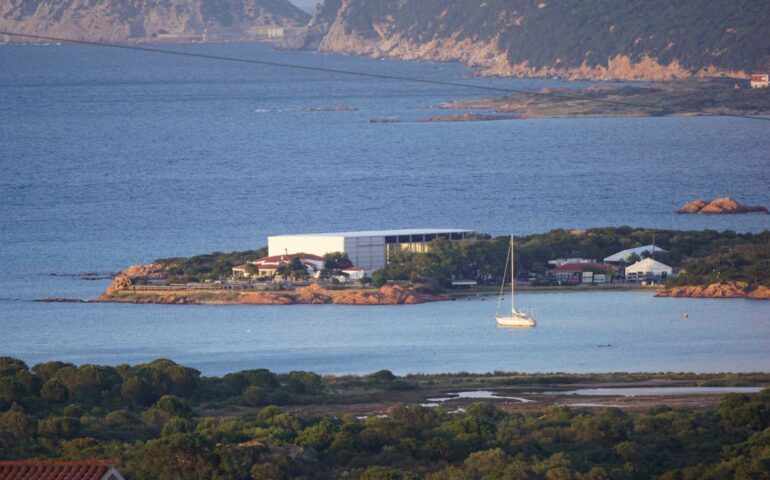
1 43 769 374
2 290 769 376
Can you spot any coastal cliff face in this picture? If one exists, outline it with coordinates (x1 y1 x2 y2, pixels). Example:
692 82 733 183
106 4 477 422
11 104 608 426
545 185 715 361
300 0 770 81
0 0 310 42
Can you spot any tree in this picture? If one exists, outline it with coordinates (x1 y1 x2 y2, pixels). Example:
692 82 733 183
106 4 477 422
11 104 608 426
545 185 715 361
41 379 69 403
324 252 353 269
297 419 336 450
122 376 155 405
0 404 36 443
278 258 308 279
371 269 388 287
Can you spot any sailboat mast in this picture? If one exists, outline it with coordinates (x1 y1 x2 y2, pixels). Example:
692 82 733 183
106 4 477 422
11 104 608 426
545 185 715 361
510 234 515 312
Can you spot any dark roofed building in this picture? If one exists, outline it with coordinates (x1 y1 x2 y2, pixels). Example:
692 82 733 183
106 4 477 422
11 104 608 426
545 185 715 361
0 460 125 480
547 262 618 283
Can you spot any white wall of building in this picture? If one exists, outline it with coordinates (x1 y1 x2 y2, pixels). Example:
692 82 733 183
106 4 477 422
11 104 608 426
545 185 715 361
268 229 473 272
268 236 345 259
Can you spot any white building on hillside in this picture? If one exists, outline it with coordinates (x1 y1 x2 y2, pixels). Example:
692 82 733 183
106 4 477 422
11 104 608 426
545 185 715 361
625 258 673 280
604 245 667 263
268 229 477 271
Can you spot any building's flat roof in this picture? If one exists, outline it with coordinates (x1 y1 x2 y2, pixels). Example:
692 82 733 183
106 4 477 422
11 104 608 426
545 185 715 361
269 229 474 238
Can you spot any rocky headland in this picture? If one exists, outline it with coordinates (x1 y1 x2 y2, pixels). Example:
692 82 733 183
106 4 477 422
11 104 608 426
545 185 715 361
676 198 769 215
296 0 769 82
94 263 447 305
656 282 770 300
0 0 309 43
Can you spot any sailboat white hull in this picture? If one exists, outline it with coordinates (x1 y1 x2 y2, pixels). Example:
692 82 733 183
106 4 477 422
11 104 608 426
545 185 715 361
495 311 536 327
494 234 537 328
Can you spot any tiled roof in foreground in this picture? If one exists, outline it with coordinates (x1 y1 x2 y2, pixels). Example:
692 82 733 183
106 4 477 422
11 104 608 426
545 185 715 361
0 460 122 480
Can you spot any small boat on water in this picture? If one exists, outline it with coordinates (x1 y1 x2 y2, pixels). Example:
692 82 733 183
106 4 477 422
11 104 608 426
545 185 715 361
495 234 536 328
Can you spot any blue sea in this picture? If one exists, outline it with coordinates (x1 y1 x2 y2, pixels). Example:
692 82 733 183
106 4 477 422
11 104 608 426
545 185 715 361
1 43 769 375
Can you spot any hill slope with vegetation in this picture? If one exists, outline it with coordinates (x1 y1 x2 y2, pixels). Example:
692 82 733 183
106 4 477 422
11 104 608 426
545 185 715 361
0 0 310 42
300 0 770 81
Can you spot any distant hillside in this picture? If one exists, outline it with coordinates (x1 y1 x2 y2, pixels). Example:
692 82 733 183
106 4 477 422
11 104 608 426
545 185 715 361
0 0 310 42
299 0 770 81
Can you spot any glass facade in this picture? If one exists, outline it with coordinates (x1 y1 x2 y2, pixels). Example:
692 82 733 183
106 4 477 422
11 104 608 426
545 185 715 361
384 232 477 264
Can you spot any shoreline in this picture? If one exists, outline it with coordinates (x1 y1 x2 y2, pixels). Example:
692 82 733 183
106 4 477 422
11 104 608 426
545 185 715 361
42 282 770 304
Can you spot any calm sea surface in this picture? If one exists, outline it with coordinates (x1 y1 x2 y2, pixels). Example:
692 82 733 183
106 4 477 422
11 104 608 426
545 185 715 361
1 44 769 374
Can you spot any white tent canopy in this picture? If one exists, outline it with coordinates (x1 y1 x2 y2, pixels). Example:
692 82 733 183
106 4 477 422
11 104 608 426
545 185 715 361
604 245 667 263
625 258 673 277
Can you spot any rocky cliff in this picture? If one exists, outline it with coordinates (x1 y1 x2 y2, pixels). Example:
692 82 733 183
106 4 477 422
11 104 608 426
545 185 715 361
298 0 770 81
1 0 310 42
657 282 770 300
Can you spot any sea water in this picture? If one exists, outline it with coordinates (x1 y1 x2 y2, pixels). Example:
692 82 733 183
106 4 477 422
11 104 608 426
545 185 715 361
1 43 769 374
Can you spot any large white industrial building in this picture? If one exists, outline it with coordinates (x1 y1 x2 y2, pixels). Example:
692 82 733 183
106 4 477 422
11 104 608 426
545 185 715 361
268 229 477 271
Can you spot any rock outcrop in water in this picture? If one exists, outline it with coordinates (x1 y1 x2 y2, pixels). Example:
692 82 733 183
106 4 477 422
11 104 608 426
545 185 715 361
676 198 769 215
0 0 309 43
657 282 770 300
297 0 769 81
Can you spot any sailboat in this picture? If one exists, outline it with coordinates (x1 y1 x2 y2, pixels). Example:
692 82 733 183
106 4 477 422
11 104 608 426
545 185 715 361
495 234 536 328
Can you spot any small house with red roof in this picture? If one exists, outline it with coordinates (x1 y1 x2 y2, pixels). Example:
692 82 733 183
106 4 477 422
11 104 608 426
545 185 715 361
233 253 325 279
750 73 769 88
0 460 124 480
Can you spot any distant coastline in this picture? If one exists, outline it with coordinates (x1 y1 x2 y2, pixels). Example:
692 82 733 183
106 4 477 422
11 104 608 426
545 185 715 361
439 79 770 120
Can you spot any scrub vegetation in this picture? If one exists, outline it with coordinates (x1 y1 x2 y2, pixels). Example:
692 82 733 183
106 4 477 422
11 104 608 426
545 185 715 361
1 357 769 479
374 228 770 289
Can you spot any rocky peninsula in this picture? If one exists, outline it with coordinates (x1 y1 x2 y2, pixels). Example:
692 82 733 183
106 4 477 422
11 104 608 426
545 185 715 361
438 80 770 120
79 227 770 305
96 270 447 306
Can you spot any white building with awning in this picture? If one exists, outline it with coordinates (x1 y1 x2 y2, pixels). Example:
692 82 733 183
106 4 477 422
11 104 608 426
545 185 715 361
625 258 673 280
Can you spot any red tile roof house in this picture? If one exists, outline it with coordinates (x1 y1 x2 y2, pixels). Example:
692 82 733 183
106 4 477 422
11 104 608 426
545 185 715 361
0 460 125 480
233 253 326 278
750 72 769 88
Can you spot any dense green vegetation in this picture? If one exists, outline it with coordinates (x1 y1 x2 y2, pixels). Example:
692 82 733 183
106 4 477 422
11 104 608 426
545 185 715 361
155 248 267 283
313 0 770 74
199 0 310 27
374 228 770 289
1 357 769 479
